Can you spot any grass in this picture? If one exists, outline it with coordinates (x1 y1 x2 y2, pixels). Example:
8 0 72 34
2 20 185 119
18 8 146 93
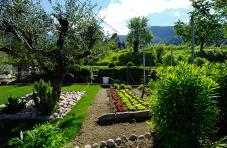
0 84 100 147
54 84 100 143
0 84 34 104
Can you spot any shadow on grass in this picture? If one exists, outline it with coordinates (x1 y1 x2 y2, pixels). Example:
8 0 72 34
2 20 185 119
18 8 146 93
0 120 44 147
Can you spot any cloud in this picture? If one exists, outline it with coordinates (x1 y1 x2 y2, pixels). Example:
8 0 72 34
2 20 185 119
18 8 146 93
98 0 191 35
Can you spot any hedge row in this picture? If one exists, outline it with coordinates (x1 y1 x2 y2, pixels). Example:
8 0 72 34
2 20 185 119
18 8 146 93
65 66 156 84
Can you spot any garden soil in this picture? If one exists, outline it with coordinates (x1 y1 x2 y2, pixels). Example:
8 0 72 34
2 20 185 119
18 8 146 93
72 88 151 146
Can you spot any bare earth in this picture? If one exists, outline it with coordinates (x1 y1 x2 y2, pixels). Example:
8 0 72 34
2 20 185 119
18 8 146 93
72 88 150 146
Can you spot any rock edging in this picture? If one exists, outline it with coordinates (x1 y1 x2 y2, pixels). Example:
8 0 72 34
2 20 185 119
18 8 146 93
97 110 151 125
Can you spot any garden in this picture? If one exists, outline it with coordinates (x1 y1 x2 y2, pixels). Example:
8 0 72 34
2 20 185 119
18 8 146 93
0 0 227 147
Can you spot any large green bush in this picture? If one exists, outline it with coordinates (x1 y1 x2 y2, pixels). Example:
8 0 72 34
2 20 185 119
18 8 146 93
9 123 65 148
150 62 219 148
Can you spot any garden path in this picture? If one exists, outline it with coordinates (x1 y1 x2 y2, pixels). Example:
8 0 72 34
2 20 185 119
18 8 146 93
72 88 150 146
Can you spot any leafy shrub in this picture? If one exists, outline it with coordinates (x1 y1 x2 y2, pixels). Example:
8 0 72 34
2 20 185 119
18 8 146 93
118 52 156 66
155 44 165 64
194 57 209 67
9 123 65 148
211 136 227 148
196 50 227 62
113 83 120 89
1 96 26 114
203 63 227 137
108 62 116 68
126 62 135 67
150 62 219 147
162 54 176 66
33 80 57 115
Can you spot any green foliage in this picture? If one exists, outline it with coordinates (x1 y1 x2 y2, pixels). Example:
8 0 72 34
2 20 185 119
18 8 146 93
211 136 227 148
33 80 57 115
9 123 65 148
113 83 120 89
1 96 26 114
162 53 176 66
126 16 153 52
155 44 165 64
150 62 219 147
174 0 224 51
126 62 135 67
203 63 227 131
108 62 116 68
196 50 227 62
118 52 156 66
95 67 153 84
194 57 209 67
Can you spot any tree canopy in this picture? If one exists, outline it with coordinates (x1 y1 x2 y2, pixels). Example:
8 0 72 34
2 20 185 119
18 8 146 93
126 17 153 52
174 0 225 51
0 0 102 99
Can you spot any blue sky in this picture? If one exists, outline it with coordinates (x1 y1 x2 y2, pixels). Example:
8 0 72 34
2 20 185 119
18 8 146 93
42 0 192 35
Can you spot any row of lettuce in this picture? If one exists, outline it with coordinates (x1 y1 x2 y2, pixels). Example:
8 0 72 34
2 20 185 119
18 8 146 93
110 87 149 112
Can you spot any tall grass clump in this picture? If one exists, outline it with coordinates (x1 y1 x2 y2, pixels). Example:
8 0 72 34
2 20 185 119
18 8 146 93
9 123 65 148
150 62 219 148
203 62 227 137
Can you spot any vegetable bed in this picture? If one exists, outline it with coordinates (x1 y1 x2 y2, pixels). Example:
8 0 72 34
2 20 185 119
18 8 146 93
110 89 149 112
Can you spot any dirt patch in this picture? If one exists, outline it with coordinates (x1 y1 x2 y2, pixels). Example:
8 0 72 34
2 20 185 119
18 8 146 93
72 88 151 146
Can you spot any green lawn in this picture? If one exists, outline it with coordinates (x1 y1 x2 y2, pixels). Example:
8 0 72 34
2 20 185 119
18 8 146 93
56 84 100 143
0 84 34 104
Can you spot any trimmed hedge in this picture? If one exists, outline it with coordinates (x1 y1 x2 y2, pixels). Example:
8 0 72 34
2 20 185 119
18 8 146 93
65 66 156 84
196 50 227 62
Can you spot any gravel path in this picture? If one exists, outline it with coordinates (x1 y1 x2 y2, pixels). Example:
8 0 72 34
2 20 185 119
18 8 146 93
72 88 150 146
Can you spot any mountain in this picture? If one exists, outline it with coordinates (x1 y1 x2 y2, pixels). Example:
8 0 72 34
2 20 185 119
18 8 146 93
118 26 183 45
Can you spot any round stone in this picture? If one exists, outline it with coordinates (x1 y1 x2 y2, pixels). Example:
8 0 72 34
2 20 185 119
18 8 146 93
121 135 128 143
138 135 145 141
129 134 138 142
84 144 91 148
100 141 107 148
92 143 99 148
106 139 115 148
145 132 151 139
115 137 122 146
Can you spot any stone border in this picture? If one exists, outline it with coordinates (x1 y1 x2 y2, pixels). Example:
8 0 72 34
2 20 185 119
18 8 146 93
97 110 151 126
75 132 153 148
0 91 85 121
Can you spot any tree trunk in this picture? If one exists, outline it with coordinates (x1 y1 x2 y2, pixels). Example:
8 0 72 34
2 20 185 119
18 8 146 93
133 40 139 52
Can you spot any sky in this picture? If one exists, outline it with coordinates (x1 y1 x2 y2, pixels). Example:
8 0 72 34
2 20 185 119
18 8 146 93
42 0 193 35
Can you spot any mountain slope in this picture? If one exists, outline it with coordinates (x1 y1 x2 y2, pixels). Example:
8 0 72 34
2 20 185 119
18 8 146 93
119 26 183 45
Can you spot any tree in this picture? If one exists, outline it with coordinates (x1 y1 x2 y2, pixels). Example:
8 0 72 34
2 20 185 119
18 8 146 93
0 0 102 102
174 0 224 51
126 17 153 52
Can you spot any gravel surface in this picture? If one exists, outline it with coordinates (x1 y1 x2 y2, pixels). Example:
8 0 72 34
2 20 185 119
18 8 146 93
72 88 150 146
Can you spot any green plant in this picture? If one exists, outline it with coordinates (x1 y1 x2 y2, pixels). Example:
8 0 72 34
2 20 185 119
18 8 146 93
108 62 116 68
194 57 209 67
151 62 219 147
9 123 65 148
162 54 176 66
33 80 57 115
211 136 227 148
1 96 26 114
126 62 135 67
113 83 120 89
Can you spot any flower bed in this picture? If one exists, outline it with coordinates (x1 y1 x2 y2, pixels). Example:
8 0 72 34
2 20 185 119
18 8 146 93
110 89 149 112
